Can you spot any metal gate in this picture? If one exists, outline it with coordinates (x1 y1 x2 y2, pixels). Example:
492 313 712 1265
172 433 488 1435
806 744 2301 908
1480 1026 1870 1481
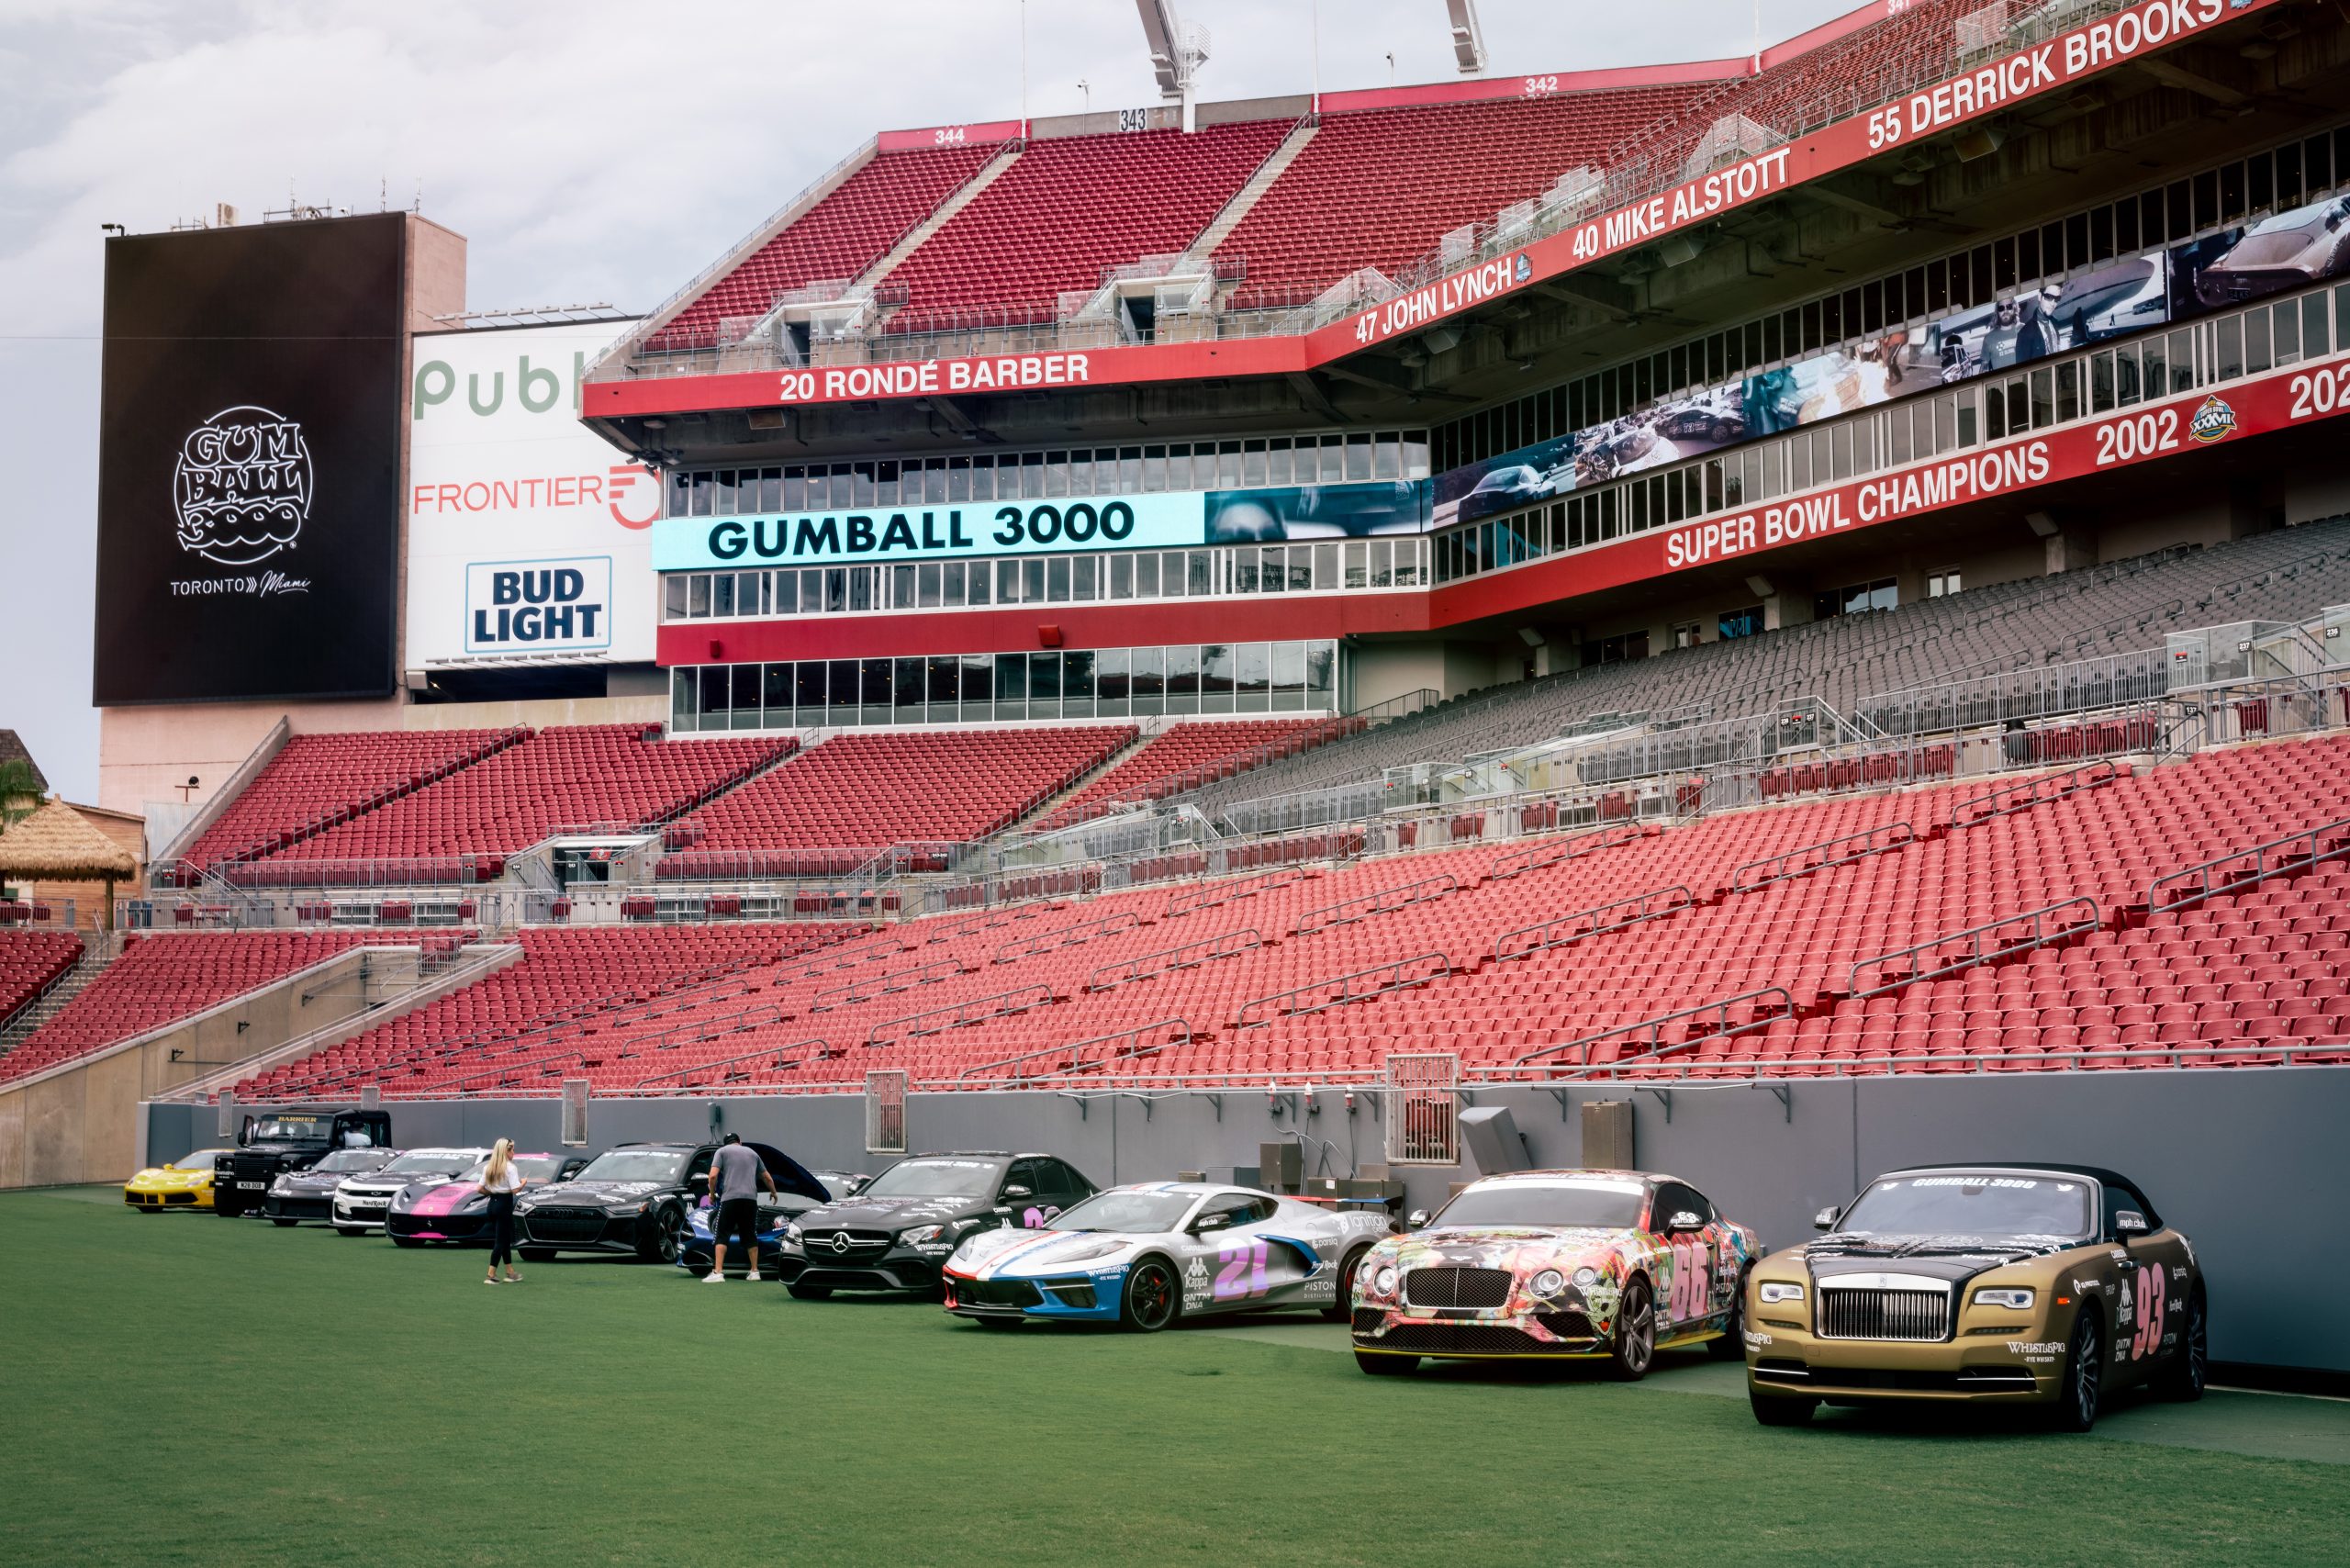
865 1070 908 1155
1383 1052 1460 1166
560 1080 590 1148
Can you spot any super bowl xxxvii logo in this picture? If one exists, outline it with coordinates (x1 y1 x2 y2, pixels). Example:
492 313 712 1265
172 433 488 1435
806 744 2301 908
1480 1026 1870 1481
2188 395 2238 445
173 406 312 566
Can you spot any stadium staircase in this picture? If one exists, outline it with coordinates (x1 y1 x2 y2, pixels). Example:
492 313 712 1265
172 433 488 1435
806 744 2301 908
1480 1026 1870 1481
852 140 1027 294
0 934 106 1061
1181 115 1320 263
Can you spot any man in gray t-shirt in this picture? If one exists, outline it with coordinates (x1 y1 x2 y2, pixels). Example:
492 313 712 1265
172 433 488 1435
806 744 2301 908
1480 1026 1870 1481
705 1135 774 1282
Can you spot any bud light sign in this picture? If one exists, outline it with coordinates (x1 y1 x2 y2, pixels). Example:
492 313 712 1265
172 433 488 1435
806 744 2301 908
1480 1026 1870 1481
465 556 613 654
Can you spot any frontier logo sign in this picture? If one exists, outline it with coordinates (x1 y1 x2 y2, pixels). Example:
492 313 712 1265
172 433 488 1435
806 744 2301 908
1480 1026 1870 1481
169 405 313 596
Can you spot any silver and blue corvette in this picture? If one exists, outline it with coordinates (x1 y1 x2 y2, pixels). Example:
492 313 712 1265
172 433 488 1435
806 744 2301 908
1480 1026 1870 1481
941 1182 1392 1332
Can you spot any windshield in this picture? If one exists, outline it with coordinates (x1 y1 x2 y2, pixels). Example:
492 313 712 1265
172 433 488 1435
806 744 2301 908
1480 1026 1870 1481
314 1149 387 1173
251 1117 332 1142
378 1151 483 1178
575 1149 690 1184
857 1158 1002 1198
1432 1179 1646 1230
1838 1173 2093 1240
174 1150 231 1170
1048 1191 1196 1234
511 1156 565 1182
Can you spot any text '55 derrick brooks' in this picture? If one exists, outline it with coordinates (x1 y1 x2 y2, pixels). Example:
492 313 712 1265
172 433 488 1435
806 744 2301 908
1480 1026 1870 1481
1743 1164 2206 1431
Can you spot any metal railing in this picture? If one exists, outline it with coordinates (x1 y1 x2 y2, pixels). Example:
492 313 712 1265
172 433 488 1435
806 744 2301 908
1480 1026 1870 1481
1732 823 1917 894
1292 872 1457 935
2146 815 2350 919
1086 927 1262 993
1949 759 2121 830
633 1038 829 1092
992 909 1144 964
1509 984 1797 1074
809 956 971 1012
1234 950 1450 1030
1492 885 1693 963
865 982 1056 1047
957 1017 1192 1087
1483 823 1640 882
1848 895 2103 998
1165 865 1315 919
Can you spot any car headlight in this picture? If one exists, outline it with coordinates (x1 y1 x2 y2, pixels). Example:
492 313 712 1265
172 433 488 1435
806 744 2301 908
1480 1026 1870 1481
1972 1286 2034 1311
1531 1269 1566 1296
1371 1265 1398 1297
898 1224 947 1248
1572 1267 1598 1288
270 1178 291 1195
781 1223 802 1245
1757 1281 1806 1304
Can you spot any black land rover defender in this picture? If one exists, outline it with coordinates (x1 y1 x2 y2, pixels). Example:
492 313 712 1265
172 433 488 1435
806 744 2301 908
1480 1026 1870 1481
213 1107 394 1217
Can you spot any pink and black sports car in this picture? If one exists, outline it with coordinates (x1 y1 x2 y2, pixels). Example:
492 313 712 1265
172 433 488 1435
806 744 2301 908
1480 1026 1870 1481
384 1152 588 1246
1350 1169 1760 1379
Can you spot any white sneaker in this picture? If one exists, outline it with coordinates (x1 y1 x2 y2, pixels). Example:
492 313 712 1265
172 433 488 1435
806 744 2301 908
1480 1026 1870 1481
702 1271 725 1282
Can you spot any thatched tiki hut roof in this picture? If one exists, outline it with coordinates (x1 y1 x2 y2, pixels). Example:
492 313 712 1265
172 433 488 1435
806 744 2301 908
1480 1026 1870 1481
0 798 138 925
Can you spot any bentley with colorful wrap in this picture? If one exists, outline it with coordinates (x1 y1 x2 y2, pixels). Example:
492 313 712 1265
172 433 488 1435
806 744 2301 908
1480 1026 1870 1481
1349 1170 1759 1378
384 1152 589 1246
943 1182 1391 1332
1744 1163 2205 1430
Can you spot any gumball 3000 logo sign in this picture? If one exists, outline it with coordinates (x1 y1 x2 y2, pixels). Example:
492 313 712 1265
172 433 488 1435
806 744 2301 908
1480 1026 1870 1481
173 406 312 567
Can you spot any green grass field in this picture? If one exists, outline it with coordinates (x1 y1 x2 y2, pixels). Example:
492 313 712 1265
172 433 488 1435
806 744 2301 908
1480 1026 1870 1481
4 1185 2345 1567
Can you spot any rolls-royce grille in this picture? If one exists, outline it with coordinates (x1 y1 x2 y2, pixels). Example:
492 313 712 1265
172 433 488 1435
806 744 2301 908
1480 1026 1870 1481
1818 1286 1950 1341
524 1208 609 1243
1402 1267 1512 1310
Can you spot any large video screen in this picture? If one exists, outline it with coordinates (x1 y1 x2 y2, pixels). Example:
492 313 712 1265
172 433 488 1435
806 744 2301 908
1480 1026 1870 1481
94 214 406 703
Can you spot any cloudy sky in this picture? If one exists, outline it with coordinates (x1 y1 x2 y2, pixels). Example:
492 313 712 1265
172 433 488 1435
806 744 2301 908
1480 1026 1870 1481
0 0 1856 802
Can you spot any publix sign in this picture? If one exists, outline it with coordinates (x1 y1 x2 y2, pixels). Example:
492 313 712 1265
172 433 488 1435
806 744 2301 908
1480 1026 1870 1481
405 319 656 667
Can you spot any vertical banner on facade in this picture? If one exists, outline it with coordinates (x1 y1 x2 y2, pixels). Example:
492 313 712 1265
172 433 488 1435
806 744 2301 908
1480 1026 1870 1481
406 320 657 666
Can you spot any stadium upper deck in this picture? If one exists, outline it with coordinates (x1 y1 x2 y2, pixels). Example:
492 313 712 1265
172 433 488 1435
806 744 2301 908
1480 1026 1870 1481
584 0 2336 438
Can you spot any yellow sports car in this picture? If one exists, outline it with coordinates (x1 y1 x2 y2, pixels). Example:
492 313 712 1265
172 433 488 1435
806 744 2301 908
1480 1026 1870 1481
124 1149 238 1212
1745 1163 2204 1431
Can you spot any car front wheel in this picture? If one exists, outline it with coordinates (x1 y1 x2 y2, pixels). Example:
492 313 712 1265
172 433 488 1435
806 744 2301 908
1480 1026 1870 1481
1322 1246 1371 1323
1708 1269 1750 1361
1607 1280 1656 1381
1120 1257 1180 1332
2048 1312 2103 1432
640 1205 683 1264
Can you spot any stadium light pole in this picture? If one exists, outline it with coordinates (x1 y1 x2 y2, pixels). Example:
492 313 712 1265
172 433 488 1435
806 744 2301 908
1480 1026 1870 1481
1311 0 1320 111
1020 0 1030 133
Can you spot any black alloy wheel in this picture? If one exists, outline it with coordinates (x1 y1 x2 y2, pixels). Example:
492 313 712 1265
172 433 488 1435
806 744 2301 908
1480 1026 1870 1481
1707 1270 1750 1361
1121 1257 1180 1333
1323 1246 1371 1323
644 1205 684 1265
1607 1280 1657 1381
2049 1312 2103 1432
2154 1291 2208 1403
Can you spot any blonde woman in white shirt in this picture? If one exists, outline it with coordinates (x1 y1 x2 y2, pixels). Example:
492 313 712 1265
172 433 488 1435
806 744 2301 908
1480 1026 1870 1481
478 1139 529 1284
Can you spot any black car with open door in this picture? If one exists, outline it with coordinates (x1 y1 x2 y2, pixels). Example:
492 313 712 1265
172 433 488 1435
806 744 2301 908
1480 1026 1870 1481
511 1140 829 1264
774 1150 1097 1300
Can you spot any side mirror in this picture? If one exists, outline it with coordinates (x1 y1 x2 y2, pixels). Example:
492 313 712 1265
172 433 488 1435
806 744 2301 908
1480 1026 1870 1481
2114 1210 2151 1238
1001 1184 1033 1202
1813 1206 1840 1231
1405 1208 1432 1230
1191 1211 1232 1234
848 1175 869 1194
1666 1210 1704 1234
